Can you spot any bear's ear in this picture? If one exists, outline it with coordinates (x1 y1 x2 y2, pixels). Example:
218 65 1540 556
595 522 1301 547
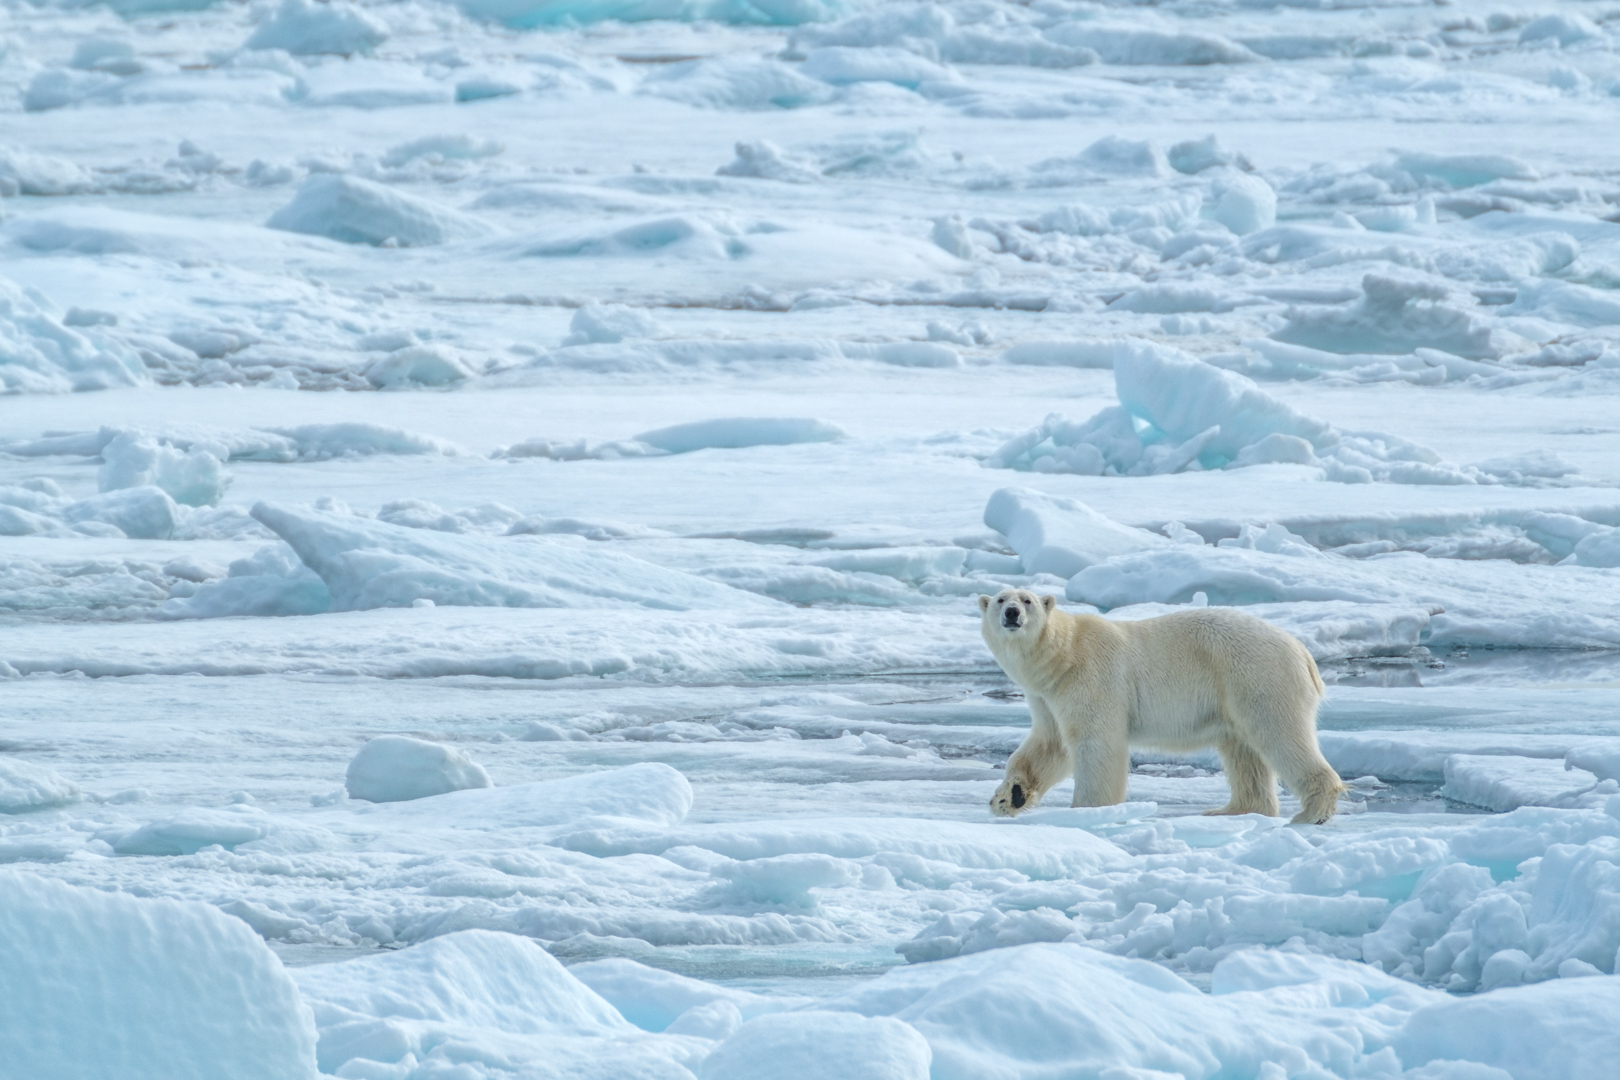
978 594 991 612
1042 595 1056 611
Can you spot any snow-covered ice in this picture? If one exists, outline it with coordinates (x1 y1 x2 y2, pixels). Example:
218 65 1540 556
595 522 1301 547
3 0 1620 1072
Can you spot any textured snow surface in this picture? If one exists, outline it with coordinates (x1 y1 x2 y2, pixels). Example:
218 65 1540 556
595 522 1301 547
0 872 318 1080
4 0 1620 1073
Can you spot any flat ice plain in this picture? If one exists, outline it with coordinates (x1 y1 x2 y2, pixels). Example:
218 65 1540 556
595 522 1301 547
2 0 1620 1074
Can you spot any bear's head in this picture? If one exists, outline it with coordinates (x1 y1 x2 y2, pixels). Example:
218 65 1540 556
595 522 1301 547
978 588 1056 644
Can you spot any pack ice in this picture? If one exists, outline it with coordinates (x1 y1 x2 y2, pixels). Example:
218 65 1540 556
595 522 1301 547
4 0 1620 1072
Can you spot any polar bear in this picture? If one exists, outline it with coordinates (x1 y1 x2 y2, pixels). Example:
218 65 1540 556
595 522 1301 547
979 589 1344 825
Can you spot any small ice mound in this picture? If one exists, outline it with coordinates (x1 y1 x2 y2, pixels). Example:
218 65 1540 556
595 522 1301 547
716 139 820 183
294 929 630 1041
1209 173 1276 235
113 805 279 855
1393 150 1540 188
639 56 832 110
1473 449 1578 483
570 956 790 1033
1394 976 1620 1080
1270 274 1507 360
562 301 663 345
799 46 952 89
0 758 81 812
1000 340 1119 368
701 1012 931 1080
0 275 145 393
243 0 388 56
345 735 492 803
1168 135 1248 174
1568 529 1620 568
930 215 975 258
380 134 504 168
359 764 693 833
0 145 99 196
1517 12 1602 48
0 872 317 1080
633 417 845 453
365 344 475 388
267 175 494 247
1033 135 1167 181
98 431 230 507
984 487 1166 577
249 500 772 612
1046 26 1260 66
61 486 179 539
458 0 847 29
263 422 466 459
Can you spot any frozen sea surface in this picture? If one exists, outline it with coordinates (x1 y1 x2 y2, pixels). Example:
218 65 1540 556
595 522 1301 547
2 0 1620 1074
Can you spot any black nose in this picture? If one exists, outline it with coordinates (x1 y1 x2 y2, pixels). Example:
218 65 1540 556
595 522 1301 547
1011 784 1026 808
1003 612 1020 627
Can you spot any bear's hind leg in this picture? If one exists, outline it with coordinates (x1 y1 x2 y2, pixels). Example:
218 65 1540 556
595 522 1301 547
1283 761 1346 825
1207 738 1279 817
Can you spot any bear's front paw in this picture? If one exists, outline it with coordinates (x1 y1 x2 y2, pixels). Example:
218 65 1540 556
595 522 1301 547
989 781 1031 818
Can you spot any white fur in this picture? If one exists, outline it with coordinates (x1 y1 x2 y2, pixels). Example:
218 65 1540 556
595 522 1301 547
979 590 1344 825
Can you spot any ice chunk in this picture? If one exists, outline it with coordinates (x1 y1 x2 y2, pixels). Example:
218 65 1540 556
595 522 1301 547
0 146 98 196
0 276 145 393
800 46 952 88
252 500 771 612
1168 135 1246 174
0 758 81 812
264 423 464 459
61 486 179 539
345 735 492 803
459 0 849 29
984 487 1167 577
702 1011 931 1080
1393 151 1539 188
1000 340 1118 368
1474 450 1578 482
0 872 317 1080
1046 27 1259 66
98 432 229 507
563 302 663 345
1114 339 1333 462
1517 13 1602 48
717 139 821 182
1270 274 1505 360
1034 136 1167 180
244 0 388 56
1441 755 1600 812
380 134 503 168
267 175 494 246
112 805 280 855
1209 173 1276 235
634 417 844 453
638 56 832 109
365 344 474 388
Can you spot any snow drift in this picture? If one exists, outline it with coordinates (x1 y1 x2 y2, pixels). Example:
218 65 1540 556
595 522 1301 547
0 872 317 1080
164 501 776 616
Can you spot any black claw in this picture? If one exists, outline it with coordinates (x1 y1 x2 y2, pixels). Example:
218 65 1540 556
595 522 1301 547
1011 784 1025 809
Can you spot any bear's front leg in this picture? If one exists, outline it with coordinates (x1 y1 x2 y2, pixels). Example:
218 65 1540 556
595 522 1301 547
989 697 1071 817
1070 731 1130 808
